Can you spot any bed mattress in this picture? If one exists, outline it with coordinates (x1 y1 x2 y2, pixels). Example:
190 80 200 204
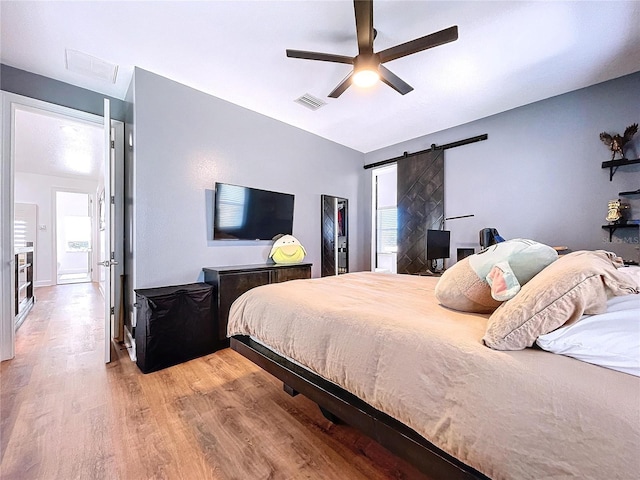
228 272 640 480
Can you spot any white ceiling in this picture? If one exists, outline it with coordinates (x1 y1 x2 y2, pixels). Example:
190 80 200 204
14 107 103 180
2 1 639 154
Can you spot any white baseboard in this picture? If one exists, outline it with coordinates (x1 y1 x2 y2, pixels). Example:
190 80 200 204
124 325 136 362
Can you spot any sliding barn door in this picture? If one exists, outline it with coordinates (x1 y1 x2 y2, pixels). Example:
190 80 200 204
396 149 444 274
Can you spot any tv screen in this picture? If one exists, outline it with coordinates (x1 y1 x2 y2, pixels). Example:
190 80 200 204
426 229 450 260
213 183 294 240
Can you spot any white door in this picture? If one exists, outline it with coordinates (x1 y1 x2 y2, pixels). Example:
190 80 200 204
101 99 115 363
100 100 125 363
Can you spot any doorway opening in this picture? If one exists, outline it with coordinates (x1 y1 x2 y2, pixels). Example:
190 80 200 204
55 191 93 284
1 93 123 363
371 164 398 274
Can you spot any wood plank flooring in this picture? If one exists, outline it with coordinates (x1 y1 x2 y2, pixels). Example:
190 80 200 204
1 283 431 480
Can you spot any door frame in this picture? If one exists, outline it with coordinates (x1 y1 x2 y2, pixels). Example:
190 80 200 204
0 92 123 361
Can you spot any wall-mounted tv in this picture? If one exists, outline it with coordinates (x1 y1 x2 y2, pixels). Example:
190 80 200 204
213 182 294 241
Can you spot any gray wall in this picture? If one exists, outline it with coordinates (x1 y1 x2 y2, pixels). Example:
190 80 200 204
365 71 640 264
0 64 126 121
132 68 366 289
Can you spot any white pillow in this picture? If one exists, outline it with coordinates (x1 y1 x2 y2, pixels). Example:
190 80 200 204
618 265 640 286
536 294 640 377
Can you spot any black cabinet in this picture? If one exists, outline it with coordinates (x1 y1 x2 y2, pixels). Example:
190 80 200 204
134 283 215 373
203 263 312 346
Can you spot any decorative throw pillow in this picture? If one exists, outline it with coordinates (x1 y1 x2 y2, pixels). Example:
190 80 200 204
435 256 502 313
435 239 558 313
483 250 639 351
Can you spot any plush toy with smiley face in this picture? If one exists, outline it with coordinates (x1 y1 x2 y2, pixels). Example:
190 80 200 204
269 234 307 264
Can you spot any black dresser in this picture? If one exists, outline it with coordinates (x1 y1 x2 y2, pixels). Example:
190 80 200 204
203 263 312 347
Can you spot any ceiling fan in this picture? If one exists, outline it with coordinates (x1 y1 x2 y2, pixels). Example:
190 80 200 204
286 0 458 98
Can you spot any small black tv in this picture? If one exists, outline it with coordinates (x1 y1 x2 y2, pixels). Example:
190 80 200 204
213 183 294 240
426 229 451 260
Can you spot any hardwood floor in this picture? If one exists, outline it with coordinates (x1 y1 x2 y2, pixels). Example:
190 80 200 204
1 283 431 480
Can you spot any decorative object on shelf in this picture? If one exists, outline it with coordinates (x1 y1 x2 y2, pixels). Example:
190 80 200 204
269 234 307 264
606 199 630 224
599 123 638 161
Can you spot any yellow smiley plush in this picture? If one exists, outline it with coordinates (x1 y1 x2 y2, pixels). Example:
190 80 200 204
269 235 307 264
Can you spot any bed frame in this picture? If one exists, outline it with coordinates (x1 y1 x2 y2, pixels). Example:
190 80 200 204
231 335 488 480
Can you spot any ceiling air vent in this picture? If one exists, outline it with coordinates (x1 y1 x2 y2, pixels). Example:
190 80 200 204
294 93 326 111
65 49 118 83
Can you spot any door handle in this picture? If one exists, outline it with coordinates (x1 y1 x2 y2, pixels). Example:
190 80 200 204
98 260 119 267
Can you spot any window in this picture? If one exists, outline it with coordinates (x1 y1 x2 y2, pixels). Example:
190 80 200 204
14 203 36 248
377 207 397 253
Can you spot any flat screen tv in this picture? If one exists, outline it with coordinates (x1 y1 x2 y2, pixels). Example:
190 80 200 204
213 183 294 240
426 229 450 260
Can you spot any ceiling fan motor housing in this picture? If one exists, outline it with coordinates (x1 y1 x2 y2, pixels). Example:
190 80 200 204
355 53 381 71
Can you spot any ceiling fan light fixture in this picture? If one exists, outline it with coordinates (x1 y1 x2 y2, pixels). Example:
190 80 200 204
286 1 458 98
353 68 379 88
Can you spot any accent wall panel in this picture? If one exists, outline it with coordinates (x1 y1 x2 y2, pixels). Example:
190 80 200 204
397 149 444 274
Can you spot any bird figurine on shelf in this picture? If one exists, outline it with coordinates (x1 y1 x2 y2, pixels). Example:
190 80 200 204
599 123 638 161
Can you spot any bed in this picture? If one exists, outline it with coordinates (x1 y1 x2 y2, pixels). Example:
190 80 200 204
227 269 640 480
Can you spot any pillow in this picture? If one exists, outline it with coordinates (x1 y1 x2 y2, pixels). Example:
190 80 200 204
536 294 640 377
435 239 558 313
483 250 639 351
435 256 502 313
618 265 640 285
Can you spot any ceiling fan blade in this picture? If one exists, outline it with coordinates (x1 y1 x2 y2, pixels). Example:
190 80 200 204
286 49 354 65
328 71 354 98
354 0 374 55
378 25 458 64
378 65 413 95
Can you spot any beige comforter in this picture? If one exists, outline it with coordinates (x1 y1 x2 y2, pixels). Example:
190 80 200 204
228 272 640 480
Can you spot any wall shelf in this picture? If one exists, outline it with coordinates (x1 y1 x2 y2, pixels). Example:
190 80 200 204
601 158 640 181
601 223 639 241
